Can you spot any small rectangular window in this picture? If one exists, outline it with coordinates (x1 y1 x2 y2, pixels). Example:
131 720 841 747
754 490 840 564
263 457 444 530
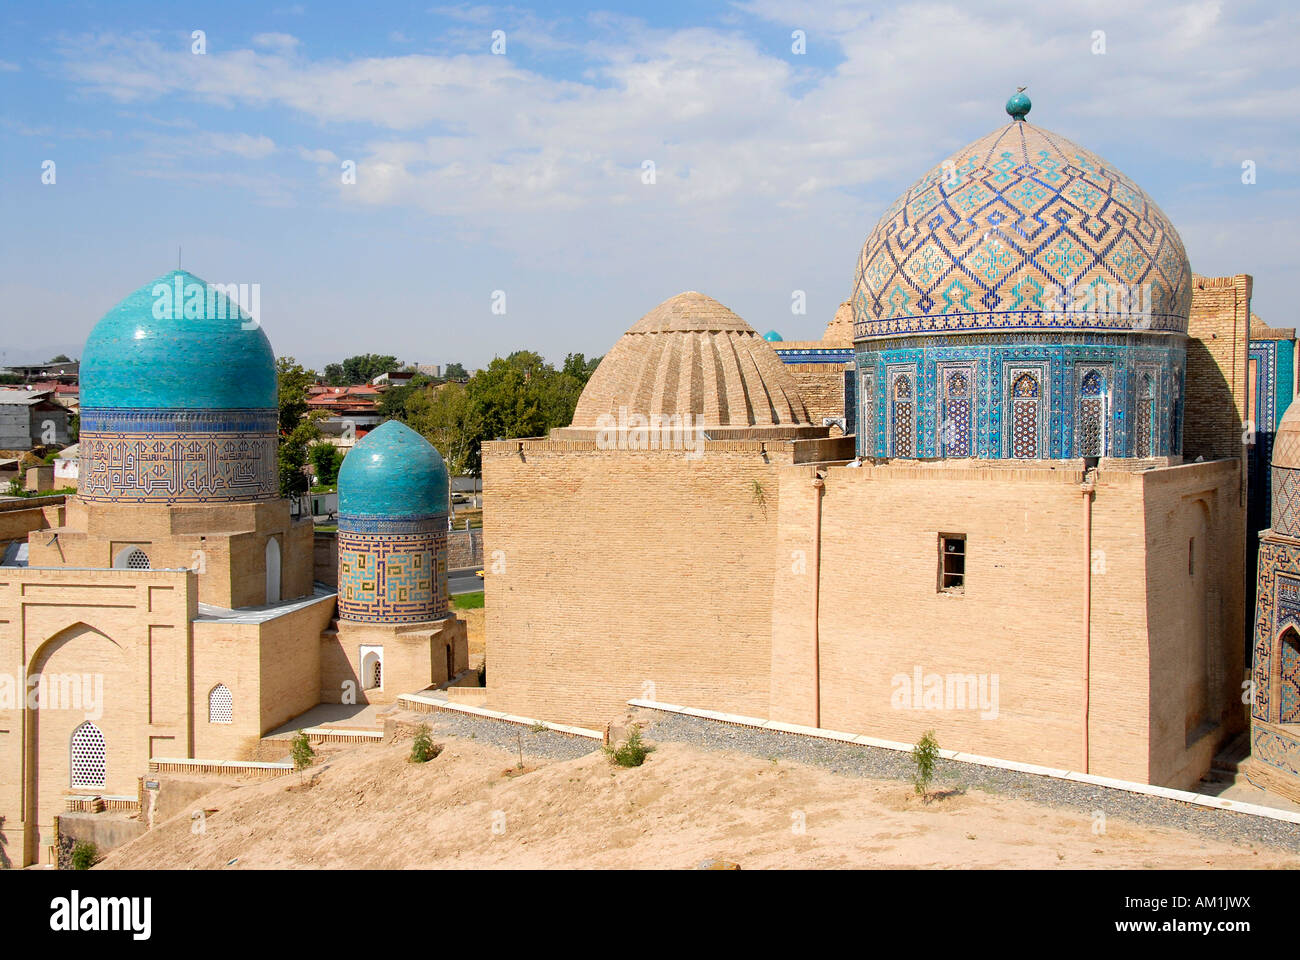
939 534 966 593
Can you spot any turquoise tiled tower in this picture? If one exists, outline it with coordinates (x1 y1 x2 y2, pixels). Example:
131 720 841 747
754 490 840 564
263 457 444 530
78 270 279 502
336 420 450 623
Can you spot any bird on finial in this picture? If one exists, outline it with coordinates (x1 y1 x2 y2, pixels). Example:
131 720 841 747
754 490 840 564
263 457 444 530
1006 87 1031 121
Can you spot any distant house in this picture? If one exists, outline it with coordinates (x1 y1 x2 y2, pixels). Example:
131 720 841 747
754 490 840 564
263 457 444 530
307 385 384 448
0 389 70 450
370 370 417 386
5 360 79 383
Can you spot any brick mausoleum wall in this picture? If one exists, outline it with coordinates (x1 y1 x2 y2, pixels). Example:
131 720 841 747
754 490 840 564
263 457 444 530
1185 275 1251 468
484 436 1242 787
0 567 197 867
483 439 791 728
783 363 850 433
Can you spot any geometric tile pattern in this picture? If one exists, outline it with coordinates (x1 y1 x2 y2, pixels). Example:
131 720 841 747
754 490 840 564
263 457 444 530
1282 631 1300 723
1253 545 1300 723
1272 468 1300 539
855 333 1182 460
852 121 1192 340
1252 727 1300 778
78 407 278 503
337 514 449 623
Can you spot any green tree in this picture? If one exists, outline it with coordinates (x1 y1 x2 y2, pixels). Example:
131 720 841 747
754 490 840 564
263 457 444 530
408 382 479 477
309 443 344 486
443 362 468 380
276 357 321 500
49 353 73 363
323 354 399 386
376 373 432 421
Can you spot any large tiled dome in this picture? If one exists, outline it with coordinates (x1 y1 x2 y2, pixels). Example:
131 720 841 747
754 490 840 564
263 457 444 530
852 100 1192 341
566 292 813 435
339 420 449 520
78 269 279 503
81 270 276 409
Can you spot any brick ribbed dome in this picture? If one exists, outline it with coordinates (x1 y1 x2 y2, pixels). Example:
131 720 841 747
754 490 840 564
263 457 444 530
567 292 812 432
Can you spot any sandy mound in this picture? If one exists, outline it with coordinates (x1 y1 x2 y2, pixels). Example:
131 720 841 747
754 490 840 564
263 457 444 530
101 736 1296 870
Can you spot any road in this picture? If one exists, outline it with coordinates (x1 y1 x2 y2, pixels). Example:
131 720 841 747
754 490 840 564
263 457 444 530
448 568 483 595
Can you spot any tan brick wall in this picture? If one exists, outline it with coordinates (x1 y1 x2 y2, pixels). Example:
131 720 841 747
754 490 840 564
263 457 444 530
0 567 197 867
26 497 315 609
1142 459 1246 785
783 363 851 434
1185 275 1251 466
483 439 791 727
322 617 467 705
484 443 1242 789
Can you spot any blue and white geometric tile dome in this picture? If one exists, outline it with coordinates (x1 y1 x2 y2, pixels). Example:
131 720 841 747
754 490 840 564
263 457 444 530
852 101 1193 341
81 270 277 409
338 420 450 520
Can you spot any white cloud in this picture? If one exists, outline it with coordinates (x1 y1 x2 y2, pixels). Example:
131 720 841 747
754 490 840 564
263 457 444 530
50 2 1300 323
298 146 339 163
0 60 20 72
252 32 301 52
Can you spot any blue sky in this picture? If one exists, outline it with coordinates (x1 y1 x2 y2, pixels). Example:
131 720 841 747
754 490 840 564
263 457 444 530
1 0 1296 372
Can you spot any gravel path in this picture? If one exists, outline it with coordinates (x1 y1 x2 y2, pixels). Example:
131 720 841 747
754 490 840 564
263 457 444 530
422 709 600 763
641 710 1300 852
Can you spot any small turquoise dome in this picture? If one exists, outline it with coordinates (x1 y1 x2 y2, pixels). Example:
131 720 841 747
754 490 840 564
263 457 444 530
763 330 783 342
338 420 449 518
82 270 277 409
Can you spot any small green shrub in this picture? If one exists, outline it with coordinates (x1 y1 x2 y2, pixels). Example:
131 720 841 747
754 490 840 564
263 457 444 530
70 840 98 870
605 723 650 768
291 730 315 771
409 723 439 763
911 729 940 798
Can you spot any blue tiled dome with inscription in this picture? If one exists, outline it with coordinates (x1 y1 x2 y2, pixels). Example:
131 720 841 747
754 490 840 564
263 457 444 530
77 269 279 503
339 420 449 520
82 270 276 409
852 104 1192 340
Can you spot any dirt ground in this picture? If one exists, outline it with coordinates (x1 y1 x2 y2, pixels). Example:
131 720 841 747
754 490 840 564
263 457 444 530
100 734 1297 870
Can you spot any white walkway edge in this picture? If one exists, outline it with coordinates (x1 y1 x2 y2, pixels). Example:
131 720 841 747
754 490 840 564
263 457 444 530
399 692 604 740
627 699 1300 826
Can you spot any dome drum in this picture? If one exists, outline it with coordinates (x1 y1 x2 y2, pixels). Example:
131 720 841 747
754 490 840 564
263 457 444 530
857 334 1184 460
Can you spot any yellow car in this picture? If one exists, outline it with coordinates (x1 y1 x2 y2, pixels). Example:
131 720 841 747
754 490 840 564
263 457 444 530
475 569 484 579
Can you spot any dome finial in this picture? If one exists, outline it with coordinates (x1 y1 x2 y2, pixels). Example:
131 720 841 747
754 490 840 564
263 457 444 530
1006 87 1031 121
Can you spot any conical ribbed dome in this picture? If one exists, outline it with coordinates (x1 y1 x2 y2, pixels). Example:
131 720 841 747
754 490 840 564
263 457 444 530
567 292 812 432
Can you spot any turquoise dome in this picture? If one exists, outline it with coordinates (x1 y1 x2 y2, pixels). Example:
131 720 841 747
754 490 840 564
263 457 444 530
82 270 277 409
763 330 783 342
338 420 449 518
